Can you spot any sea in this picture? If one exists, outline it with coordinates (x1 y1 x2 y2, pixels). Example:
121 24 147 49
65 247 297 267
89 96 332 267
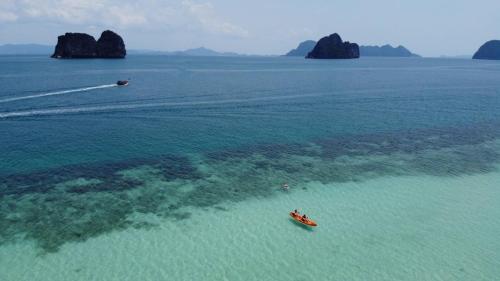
0 55 499 281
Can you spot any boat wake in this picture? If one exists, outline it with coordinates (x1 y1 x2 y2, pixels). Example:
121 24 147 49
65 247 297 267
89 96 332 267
0 84 118 104
0 93 317 119
0 88 425 119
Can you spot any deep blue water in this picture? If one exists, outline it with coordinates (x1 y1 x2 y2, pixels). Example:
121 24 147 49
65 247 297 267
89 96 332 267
1 55 500 175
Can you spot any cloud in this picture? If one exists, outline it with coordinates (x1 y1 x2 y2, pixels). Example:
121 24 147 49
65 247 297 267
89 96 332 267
0 0 18 22
288 27 315 39
104 4 148 26
182 1 249 37
22 0 103 24
7 0 147 26
0 0 248 37
0 11 18 22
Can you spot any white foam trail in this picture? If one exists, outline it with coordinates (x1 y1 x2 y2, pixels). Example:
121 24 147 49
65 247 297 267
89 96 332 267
0 84 117 104
1 85 489 119
0 93 328 119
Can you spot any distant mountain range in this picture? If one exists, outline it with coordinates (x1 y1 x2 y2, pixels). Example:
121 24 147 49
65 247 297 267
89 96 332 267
285 40 317 56
0 44 249 57
2 43 477 59
286 40 420 57
360 45 420 57
128 47 247 57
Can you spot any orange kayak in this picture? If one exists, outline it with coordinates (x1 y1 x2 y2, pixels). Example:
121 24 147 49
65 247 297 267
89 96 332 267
290 212 317 227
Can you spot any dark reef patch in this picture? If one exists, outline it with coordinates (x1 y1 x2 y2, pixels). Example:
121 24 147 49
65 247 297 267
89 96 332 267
0 155 201 198
1 123 500 253
0 154 202 253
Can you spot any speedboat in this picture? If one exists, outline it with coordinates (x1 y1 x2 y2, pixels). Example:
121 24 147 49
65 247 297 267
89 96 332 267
116 80 129 86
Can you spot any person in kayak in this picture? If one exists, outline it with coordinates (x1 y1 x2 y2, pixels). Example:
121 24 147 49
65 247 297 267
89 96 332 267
302 214 308 221
293 209 299 215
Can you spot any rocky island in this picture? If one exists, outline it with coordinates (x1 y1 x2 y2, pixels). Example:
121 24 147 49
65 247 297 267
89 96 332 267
306 33 359 59
473 40 500 60
287 40 418 58
51 30 126 59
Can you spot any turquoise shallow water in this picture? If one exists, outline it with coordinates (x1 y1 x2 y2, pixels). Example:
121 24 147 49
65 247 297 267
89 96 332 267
1 173 500 280
1 55 500 280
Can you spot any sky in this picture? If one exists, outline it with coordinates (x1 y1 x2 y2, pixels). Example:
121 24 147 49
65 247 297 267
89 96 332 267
0 0 499 56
